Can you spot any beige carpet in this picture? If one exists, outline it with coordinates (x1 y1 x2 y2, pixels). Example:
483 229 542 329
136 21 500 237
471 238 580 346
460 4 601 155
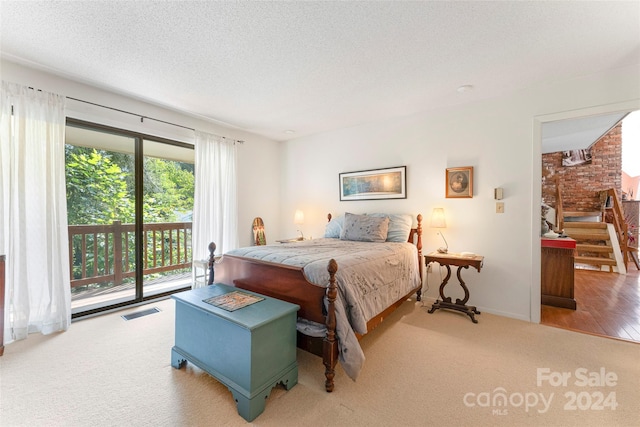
1 296 638 426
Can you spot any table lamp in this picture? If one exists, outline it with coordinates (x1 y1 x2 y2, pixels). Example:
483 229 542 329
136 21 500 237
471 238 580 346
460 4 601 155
294 209 305 240
430 208 448 253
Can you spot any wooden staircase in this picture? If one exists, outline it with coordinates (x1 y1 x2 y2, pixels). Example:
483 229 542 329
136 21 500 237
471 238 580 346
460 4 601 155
562 221 620 272
552 182 633 273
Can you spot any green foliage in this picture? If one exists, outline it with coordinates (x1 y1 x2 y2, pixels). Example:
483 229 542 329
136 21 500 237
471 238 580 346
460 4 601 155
143 157 194 223
65 145 195 225
65 146 134 224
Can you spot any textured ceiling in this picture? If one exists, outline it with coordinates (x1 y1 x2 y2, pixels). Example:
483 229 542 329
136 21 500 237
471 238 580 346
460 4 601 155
1 1 639 142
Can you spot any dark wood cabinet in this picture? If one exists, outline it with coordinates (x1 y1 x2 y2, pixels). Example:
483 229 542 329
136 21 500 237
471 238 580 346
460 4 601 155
541 238 577 310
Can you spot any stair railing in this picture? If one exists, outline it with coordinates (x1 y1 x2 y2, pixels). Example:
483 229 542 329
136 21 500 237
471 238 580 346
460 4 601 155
554 176 564 232
605 188 629 268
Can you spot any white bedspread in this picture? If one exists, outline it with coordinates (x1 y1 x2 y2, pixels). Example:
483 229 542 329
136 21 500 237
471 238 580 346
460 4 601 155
223 238 421 380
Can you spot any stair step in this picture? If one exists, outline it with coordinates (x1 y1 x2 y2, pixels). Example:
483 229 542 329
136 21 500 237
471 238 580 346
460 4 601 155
566 233 610 242
575 256 617 266
576 244 612 253
563 211 602 219
563 221 607 229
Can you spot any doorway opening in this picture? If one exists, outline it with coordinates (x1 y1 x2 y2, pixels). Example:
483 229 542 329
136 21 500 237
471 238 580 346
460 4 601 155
539 109 640 342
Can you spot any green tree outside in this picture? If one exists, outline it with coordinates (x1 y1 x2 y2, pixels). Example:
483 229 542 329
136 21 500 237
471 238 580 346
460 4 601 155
65 144 195 286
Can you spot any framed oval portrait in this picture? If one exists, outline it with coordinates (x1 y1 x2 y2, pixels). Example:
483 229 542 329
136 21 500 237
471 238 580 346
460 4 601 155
446 166 473 198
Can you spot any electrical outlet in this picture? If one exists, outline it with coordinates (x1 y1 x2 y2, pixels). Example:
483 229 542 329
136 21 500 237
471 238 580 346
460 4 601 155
496 202 505 213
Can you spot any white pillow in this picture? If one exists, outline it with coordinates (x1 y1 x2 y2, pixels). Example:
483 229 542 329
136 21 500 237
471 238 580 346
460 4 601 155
324 215 344 238
368 213 413 242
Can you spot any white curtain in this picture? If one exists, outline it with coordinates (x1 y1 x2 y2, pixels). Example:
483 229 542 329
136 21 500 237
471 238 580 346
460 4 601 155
192 131 238 286
0 81 71 344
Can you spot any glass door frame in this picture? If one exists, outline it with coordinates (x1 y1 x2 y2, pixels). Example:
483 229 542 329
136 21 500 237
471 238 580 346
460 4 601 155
67 118 194 319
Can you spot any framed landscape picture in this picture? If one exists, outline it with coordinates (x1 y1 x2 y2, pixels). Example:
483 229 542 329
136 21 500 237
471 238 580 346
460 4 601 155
446 166 473 198
339 166 407 201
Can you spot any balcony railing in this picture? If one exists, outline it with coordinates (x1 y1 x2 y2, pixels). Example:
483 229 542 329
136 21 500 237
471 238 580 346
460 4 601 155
68 221 192 289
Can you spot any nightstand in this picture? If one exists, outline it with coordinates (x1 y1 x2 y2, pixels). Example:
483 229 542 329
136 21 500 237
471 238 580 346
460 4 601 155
192 259 209 288
425 252 484 323
275 237 304 243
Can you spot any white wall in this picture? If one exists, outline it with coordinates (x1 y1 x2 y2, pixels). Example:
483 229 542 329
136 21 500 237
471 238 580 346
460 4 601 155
280 64 640 322
1 59 283 248
5 58 639 322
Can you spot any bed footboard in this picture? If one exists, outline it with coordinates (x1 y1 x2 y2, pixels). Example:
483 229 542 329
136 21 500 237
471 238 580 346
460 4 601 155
212 248 340 392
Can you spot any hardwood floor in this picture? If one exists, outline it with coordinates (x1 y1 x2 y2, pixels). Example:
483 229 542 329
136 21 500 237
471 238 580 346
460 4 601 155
541 266 640 343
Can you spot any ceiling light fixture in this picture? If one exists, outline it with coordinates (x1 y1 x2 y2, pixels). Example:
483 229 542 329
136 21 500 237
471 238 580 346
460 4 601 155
457 84 474 93
284 130 296 135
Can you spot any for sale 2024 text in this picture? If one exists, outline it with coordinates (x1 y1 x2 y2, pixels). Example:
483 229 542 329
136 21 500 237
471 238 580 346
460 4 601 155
537 367 618 411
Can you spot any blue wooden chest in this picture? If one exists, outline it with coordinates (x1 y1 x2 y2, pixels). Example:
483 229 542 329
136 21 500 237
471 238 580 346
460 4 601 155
171 283 299 422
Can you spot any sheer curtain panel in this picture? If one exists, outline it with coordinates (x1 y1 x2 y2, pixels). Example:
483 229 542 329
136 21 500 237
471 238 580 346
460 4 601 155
192 131 238 287
0 81 71 344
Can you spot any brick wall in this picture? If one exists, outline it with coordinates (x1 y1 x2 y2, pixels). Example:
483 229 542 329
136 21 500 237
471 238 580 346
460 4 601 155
542 123 622 212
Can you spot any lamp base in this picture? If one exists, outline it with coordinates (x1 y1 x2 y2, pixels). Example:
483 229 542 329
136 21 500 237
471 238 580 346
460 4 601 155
437 247 448 254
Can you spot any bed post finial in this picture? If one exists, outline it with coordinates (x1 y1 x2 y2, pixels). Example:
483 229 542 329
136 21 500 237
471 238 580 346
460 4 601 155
416 214 423 301
327 258 338 275
416 214 423 253
327 213 332 222
207 242 216 285
324 258 338 392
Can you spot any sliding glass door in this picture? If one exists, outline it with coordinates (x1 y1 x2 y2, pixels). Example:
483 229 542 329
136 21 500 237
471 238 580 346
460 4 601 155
66 124 138 314
66 120 194 316
142 140 195 298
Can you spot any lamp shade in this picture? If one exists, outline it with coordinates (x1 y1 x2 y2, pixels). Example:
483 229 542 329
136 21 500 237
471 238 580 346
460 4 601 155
294 209 304 225
430 208 446 228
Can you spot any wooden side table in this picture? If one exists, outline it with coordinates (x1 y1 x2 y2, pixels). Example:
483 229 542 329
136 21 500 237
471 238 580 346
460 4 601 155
425 252 484 323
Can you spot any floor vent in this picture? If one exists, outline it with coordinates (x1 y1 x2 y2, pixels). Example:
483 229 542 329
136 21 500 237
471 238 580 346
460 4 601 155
122 307 160 321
